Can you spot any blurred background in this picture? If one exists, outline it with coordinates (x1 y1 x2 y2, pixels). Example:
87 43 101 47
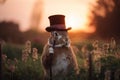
1 1 120 80
0 0 120 44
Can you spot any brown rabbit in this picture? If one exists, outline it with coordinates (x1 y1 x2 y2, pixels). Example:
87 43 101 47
41 15 79 80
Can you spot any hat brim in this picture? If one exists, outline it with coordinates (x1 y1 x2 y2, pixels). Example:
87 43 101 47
46 27 72 32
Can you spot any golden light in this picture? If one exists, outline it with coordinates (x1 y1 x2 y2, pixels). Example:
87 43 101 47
43 0 97 33
65 13 89 32
0 0 97 33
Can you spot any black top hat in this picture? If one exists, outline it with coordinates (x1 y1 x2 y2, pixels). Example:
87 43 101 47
46 14 71 32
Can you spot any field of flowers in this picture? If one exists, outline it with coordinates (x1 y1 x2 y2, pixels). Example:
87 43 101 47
1 41 44 80
1 38 120 80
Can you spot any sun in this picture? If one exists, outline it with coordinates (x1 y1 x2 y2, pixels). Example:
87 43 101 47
65 14 87 32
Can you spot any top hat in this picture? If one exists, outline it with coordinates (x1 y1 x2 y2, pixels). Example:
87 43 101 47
46 14 71 32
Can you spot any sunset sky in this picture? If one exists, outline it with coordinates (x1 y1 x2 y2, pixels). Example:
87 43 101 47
0 0 97 33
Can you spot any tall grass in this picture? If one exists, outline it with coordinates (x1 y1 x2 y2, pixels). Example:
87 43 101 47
1 39 120 80
1 42 44 80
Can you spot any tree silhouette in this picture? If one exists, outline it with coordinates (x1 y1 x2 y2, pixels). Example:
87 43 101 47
0 21 24 43
90 0 120 38
0 0 6 4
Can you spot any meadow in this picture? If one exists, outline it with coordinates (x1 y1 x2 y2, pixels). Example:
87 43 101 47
1 38 120 80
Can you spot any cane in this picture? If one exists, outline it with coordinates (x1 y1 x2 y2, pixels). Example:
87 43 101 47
49 49 53 80
49 40 56 80
0 42 2 80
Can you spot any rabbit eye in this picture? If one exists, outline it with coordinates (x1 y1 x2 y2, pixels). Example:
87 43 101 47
53 31 59 37
55 32 58 36
51 31 57 37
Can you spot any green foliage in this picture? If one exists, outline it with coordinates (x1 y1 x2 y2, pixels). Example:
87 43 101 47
2 43 44 80
2 53 44 80
14 57 44 80
2 43 23 60
2 40 120 80
79 68 88 80
100 55 120 70
74 40 94 52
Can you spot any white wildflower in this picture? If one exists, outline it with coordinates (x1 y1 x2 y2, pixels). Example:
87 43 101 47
2 54 7 62
102 43 110 54
81 45 88 54
32 48 38 61
22 49 29 62
110 37 116 52
92 40 99 50
25 40 31 53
